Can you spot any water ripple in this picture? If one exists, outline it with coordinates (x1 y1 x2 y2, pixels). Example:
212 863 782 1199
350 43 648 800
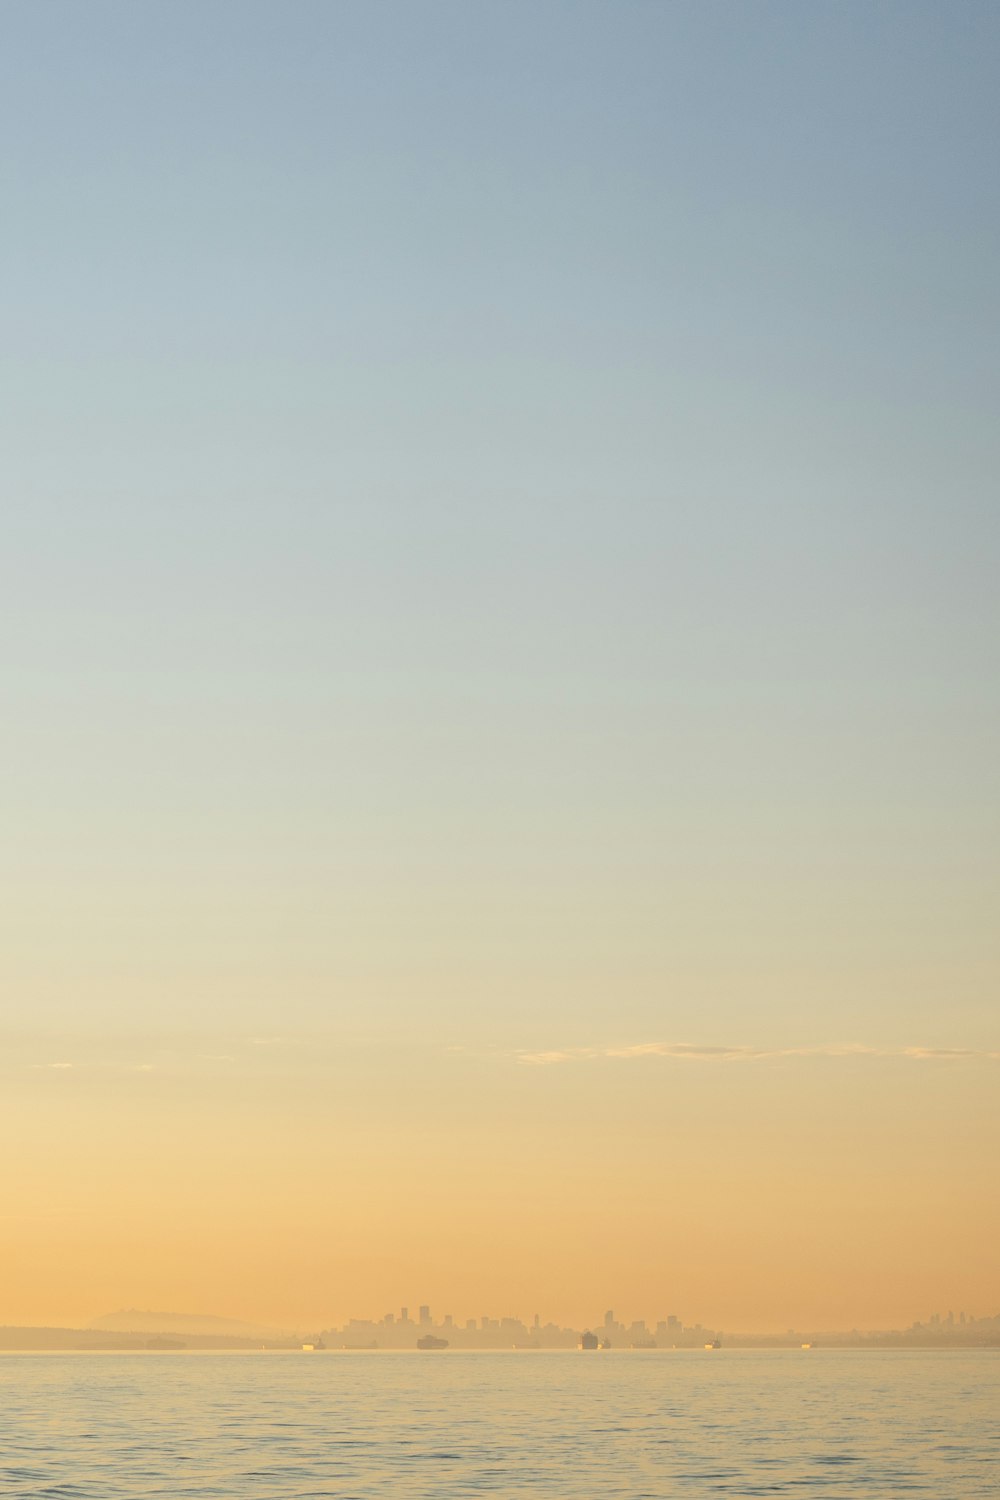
0 1349 996 1499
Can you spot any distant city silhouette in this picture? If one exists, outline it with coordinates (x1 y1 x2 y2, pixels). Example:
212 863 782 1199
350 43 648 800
325 1308 722 1356
321 1304 720 1351
0 1307 996 1352
300 1305 1000 1353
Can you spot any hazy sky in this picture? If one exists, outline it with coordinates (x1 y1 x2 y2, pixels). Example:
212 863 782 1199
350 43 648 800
2 1 998 1332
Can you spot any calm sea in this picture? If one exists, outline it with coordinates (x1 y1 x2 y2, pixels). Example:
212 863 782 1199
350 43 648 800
1 1349 996 1498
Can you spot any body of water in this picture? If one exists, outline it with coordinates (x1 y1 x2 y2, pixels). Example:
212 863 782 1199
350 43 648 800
1 1348 996 1498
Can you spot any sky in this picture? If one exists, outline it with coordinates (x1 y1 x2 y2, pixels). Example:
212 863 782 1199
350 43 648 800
1 1 998 1333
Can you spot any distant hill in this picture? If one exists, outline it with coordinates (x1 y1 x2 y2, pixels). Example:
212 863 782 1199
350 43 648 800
89 1309 294 1339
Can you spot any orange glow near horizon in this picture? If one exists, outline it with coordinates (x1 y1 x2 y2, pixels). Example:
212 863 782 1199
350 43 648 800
3 1025 997 1334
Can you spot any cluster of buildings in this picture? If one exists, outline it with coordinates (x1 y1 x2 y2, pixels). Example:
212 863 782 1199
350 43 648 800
893 1310 1000 1346
318 1306 719 1350
313 1304 1000 1352
3 1305 997 1351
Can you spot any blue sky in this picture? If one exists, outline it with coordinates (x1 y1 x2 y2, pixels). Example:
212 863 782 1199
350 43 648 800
2 1 998 1052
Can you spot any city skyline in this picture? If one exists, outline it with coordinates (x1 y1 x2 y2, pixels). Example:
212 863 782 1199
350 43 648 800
2 1300 997 1353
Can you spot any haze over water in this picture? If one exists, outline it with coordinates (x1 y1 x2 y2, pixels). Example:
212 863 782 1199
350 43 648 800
3 1350 997 1499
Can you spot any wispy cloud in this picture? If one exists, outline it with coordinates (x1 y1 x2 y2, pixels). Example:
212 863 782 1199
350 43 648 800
900 1046 1000 1060
515 1042 1000 1066
27 1060 156 1073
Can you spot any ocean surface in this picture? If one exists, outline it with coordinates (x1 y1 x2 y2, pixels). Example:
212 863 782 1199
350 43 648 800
1 1349 996 1498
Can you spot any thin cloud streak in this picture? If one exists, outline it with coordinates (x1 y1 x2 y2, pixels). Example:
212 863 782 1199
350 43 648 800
25 1061 156 1073
516 1042 1000 1066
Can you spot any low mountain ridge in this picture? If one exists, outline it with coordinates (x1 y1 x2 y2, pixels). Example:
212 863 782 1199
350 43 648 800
88 1308 293 1338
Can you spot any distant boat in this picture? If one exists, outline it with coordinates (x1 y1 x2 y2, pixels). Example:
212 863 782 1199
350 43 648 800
578 1331 599 1350
416 1334 449 1350
704 1340 721 1349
